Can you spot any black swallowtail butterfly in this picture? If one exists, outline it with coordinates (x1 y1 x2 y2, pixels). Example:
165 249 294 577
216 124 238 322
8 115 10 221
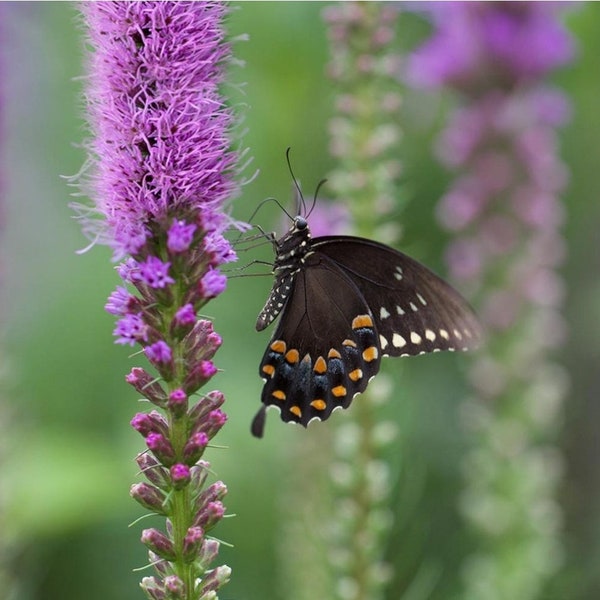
250 212 482 438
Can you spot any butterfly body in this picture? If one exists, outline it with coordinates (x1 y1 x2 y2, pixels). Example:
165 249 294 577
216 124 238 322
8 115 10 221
252 216 482 438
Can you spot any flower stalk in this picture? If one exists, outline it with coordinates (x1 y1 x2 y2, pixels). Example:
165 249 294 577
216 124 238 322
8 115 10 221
282 5 403 600
324 4 404 595
78 3 239 598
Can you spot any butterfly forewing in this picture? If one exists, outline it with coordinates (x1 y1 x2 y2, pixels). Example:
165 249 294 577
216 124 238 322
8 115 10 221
313 236 482 356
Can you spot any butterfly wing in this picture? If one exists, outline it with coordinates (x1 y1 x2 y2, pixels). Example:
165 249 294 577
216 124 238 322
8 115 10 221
253 234 483 438
313 236 483 356
255 251 382 435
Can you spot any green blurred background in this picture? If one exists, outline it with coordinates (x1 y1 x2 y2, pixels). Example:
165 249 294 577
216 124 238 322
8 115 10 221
2 3 600 599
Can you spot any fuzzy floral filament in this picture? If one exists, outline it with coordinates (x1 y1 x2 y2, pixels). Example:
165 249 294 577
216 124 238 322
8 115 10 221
78 3 238 599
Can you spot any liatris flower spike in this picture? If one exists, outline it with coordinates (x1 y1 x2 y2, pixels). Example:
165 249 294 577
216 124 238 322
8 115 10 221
409 4 573 599
78 3 239 599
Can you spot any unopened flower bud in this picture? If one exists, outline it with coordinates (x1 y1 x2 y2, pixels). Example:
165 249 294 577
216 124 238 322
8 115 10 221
164 575 186 598
202 409 228 438
198 538 220 571
183 320 222 362
183 360 218 395
193 501 225 531
146 433 176 466
136 453 171 489
170 463 191 490
190 460 211 489
194 481 228 513
182 526 205 562
183 432 209 464
130 482 168 515
126 367 168 407
198 565 232 596
141 528 176 561
131 411 168 437
167 388 188 418
140 576 165 600
188 391 225 427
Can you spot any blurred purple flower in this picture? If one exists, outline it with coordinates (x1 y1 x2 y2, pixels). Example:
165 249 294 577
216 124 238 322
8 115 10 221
78 3 238 598
410 3 573 597
408 3 574 91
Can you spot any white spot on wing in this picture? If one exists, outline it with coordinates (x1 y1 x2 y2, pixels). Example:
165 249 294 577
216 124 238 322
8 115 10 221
440 329 450 340
380 307 390 319
410 331 422 344
425 329 436 341
396 305 405 315
394 265 403 281
417 293 427 306
379 335 389 349
392 333 406 348
410 302 418 312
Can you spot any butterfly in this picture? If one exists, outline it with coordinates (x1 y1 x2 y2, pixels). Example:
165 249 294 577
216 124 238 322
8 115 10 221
250 211 483 438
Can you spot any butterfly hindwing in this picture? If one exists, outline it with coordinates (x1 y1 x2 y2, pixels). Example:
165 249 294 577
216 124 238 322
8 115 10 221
258 252 382 429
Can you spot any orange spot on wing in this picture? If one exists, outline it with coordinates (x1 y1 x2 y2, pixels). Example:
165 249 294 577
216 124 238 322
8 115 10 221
362 346 379 362
313 356 327 374
310 399 326 411
270 340 286 354
349 369 363 382
352 314 373 329
262 364 275 377
332 385 347 398
285 349 299 364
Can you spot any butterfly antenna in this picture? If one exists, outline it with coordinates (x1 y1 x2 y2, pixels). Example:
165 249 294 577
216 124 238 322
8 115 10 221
233 197 294 246
307 178 327 219
285 147 306 216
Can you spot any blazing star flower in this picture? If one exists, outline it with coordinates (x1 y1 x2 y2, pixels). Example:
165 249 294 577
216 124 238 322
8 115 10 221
409 3 573 598
407 2 574 91
78 3 239 598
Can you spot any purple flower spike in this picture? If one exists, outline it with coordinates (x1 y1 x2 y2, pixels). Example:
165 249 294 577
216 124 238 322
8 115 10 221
145 341 173 365
105 286 135 315
79 2 237 595
174 303 196 328
168 220 197 254
114 314 148 346
138 257 175 289
204 232 237 266
199 268 227 299
409 3 573 597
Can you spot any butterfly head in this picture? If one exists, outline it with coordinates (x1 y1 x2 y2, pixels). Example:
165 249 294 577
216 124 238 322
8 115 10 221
293 216 308 231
